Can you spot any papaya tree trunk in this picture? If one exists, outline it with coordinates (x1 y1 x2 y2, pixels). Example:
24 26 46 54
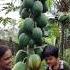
60 24 65 59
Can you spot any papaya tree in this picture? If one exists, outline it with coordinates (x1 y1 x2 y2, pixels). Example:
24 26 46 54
56 0 70 59
13 0 49 70
44 19 60 46
18 0 48 52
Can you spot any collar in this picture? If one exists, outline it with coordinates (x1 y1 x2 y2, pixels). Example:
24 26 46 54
48 60 64 70
59 60 64 69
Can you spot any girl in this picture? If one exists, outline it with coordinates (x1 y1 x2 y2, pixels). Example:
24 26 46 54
0 45 12 70
42 45 70 70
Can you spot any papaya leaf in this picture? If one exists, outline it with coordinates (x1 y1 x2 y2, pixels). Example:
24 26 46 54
45 35 56 46
46 0 53 11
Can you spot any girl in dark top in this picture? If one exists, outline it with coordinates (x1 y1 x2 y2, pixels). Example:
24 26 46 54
0 45 12 70
41 45 70 70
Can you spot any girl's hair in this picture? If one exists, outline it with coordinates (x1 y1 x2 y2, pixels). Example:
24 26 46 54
41 45 59 60
0 45 10 59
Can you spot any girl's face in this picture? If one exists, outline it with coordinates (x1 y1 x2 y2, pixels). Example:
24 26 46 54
0 49 12 69
46 56 58 67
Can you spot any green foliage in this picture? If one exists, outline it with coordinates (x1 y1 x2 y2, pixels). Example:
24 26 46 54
0 17 16 26
59 15 70 25
34 47 43 57
45 22 60 38
44 21 60 46
45 35 56 46
50 24 60 38
63 49 70 65
1 2 20 14
46 0 53 11
18 19 24 28
15 50 27 63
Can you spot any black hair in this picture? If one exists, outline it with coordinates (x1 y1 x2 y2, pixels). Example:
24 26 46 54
41 45 59 60
0 45 10 59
